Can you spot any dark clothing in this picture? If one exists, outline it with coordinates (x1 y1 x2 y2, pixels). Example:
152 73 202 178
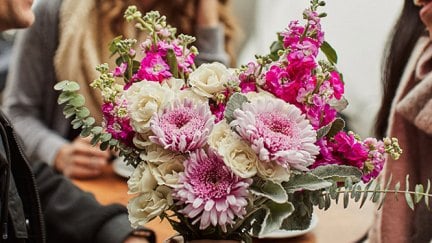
0 110 143 243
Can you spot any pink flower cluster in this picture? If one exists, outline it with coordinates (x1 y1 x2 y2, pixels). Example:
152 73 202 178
134 40 195 83
102 100 135 146
311 132 385 182
238 9 344 129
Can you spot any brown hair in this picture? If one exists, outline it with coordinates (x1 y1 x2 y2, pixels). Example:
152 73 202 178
374 0 425 137
98 0 238 67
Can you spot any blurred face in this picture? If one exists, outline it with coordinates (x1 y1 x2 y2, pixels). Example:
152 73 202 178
0 0 34 31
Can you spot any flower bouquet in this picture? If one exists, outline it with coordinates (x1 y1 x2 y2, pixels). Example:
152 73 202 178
55 0 430 242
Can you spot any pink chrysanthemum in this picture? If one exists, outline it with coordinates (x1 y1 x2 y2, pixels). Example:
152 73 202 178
174 148 251 231
150 99 214 153
231 98 319 171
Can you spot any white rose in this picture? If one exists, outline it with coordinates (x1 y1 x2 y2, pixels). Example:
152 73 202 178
189 62 231 98
133 131 153 149
208 121 231 150
217 131 258 178
128 185 173 227
149 161 184 188
125 81 173 133
128 162 157 194
140 143 186 164
256 161 290 182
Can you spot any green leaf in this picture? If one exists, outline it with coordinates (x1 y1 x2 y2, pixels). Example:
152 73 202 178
90 133 102 145
281 193 313 231
91 126 103 134
326 118 345 138
99 133 112 143
69 95 85 107
57 92 73 104
425 179 431 209
311 164 362 183
316 118 345 140
414 184 424 203
258 201 294 236
378 175 392 210
283 173 332 193
320 41 338 64
76 107 90 118
100 141 110 151
405 175 414 210
269 38 284 61
80 127 92 137
250 179 288 204
166 49 179 78
83 117 96 126
54 80 80 92
224 93 249 124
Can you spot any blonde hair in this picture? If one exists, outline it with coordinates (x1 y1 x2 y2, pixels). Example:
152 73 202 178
98 0 238 67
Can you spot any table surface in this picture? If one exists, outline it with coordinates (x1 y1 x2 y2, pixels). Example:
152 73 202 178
72 164 316 243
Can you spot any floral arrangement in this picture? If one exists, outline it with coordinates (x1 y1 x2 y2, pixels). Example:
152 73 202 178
55 0 431 242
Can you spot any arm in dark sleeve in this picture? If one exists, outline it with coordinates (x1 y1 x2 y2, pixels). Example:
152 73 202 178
31 161 134 243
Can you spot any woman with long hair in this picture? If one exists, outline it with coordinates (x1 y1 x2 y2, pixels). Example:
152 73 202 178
3 0 238 179
370 0 432 242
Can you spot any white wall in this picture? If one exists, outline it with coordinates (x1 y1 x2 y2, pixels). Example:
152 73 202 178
234 0 403 137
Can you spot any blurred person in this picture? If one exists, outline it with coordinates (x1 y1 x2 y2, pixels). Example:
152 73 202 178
0 0 155 242
369 0 432 242
2 0 238 178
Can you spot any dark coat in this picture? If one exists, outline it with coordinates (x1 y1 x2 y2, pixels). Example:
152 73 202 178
0 111 143 243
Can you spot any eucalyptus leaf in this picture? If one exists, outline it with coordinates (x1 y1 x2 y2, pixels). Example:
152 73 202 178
311 165 362 183
76 107 90 118
69 95 85 107
224 93 249 124
54 80 80 92
57 92 73 104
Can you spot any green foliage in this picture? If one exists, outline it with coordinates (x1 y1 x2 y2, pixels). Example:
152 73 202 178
55 81 127 156
316 117 345 139
283 173 332 193
257 201 294 236
311 164 362 183
224 93 249 124
320 41 338 64
250 178 288 204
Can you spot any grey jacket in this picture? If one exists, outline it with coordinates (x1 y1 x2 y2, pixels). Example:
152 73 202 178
2 0 229 166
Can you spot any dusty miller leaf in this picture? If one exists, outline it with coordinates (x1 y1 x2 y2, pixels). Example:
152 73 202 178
224 93 249 124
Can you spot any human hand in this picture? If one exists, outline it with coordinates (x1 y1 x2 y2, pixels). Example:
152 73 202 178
196 0 219 27
54 136 111 178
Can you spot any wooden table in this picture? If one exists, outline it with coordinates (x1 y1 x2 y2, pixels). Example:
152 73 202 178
72 165 315 243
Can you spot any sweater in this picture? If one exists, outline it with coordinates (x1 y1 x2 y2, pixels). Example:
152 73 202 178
369 36 432 243
2 0 229 166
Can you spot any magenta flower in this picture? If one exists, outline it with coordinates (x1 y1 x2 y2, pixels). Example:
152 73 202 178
361 138 386 182
209 102 226 123
136 52 172 82
150 99 214 153
174 148 251 231
112 63 128 77
102 100 135 146
231 97 319 171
